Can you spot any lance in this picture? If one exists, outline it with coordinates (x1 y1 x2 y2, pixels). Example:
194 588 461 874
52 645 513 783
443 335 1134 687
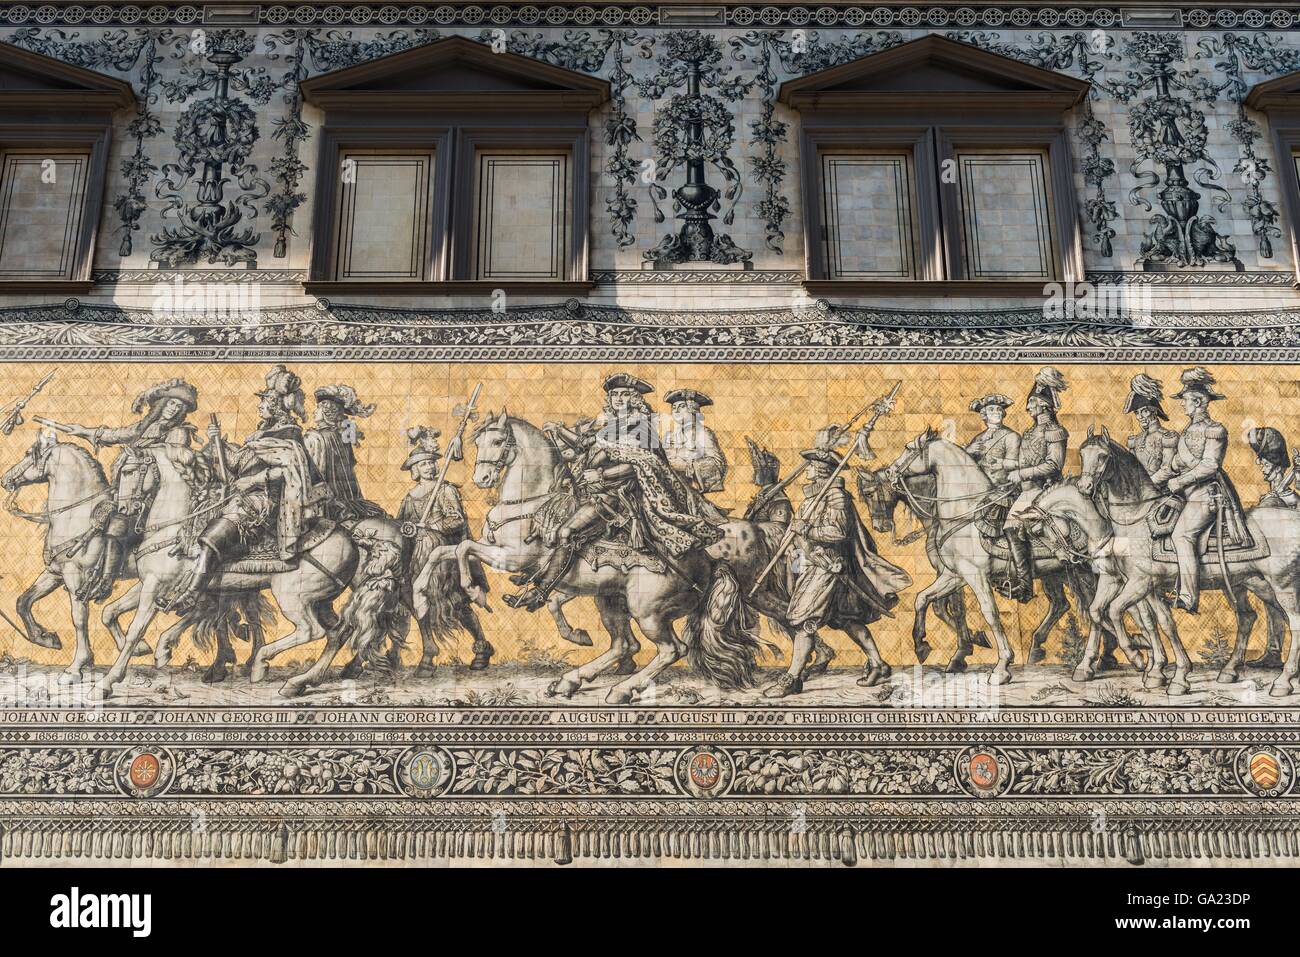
747 381 901 598
1 372 53 436
411 384 483 612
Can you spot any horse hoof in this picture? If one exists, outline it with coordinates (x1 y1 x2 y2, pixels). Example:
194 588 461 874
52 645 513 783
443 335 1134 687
278 681 305 700
1072 667 1095 683
1027 646 1047 666
1217 669 1239 684
605 687 635 705
1269 680 1294 698
611 655 638 677
566 628 594 648
969 630 991 650
1129 652 1149 674
1168 679 1191 697
249 661 268 683
1249 653 1284 670
28 629 61 651
914 642 933 665
989 667 1012 686
129 640 151 659
1143 672 1167 691
945 658 968 674
92 681 114 700
414 665 436 679
202 665 228 685
58 669 85 687
546 678 579 699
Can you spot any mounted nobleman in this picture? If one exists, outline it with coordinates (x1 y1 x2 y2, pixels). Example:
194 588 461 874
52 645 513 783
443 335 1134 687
1149 367 1249 612
1000 367 1070 603
305 384 386 522
398 425 493 671
504 372 724 612
163 365 326 611
1124 373 1178 480
1248 427 1300 509
35 378 200 600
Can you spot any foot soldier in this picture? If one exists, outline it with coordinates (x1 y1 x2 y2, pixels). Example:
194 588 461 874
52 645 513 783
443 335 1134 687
662 388 728 494
504 373 723 611
37 379 199 600
167 365 323 610
1124 374 1178 480
399 427 493 670
742 437 793 524
1001 368 1069 603
765 446 909 698
1248 427 1300 509
306 384 386 522
1149 367 1248 612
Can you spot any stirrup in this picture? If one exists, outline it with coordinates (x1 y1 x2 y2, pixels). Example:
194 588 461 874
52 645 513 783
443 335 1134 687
502 586 548 612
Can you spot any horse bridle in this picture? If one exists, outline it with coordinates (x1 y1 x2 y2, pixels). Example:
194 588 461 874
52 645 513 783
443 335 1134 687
474 421 518 487
4 442 109 525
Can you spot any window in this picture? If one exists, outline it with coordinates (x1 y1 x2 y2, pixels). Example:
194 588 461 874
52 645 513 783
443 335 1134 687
332 150 435 281
1246 69 1300 275
300 37 607 294
780 35 1088 292
0 151 90 280
0 42 134 291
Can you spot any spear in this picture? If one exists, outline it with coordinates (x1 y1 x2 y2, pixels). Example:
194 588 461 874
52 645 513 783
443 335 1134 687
747 382 900 598
1 371 53 436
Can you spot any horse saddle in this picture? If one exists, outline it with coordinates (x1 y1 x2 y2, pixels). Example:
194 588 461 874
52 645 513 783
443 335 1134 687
220 518 336 575
1146 493 1267 563
980 527 1085 565
580 538 666 575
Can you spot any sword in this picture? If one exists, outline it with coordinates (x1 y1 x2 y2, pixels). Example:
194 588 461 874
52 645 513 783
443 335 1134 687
748 382 901 598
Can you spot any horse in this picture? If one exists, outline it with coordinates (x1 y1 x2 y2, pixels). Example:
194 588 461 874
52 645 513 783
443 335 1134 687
429 411 880 702
1067 430 1298 692
882 428 1125 685
92 440 405 699
857 466 1125 673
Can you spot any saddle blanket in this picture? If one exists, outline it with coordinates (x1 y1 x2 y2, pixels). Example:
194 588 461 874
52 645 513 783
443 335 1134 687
580 538 666 575
980 524 1088 564
219 518 336 576
1150 527 1270 565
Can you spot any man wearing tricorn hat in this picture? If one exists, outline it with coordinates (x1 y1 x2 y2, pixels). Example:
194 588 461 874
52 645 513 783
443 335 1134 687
305 383 385 522
508 372 723 611
398 426 493 671
1149 367 1248 612
165 365 324 610
765 445 910 698
965 393 1020 487
661 388 728 495
1124 373 1178 480
1248 427 1299 509
1001 368 1070 603
39 378 200 599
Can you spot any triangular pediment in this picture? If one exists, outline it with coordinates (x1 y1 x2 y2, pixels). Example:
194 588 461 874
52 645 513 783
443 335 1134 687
300 36 609 107
0 40 135 107
1246 69 1300 110
779 35 1088 107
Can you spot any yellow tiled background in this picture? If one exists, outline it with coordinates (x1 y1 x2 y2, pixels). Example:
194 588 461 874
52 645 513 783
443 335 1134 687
0 362 1287 669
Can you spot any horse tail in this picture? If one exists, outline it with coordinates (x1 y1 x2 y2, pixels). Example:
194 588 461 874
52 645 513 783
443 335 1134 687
685 563 761 690
338 520 411 663
184 593 275 654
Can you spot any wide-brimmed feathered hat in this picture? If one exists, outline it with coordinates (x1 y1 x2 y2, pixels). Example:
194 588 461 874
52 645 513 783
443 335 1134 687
314 384 375 418
402 426 442 471
969 393 1012 414
1123 373 1168 420
1248 427 1289 471
1026 367 1068 411
133 378 198 415
1171 366 1225 402
664 388 713 408
603 373 654 395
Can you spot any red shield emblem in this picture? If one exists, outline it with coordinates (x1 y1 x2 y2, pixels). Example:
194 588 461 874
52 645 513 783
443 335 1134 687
128 753 160 790
1250 752 1281 790
969 752 999 790
688 752 721 791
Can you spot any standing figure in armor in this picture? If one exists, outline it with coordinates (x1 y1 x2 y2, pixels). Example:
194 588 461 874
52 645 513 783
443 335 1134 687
661 388 728 494
166 365 322 610
505 373 723 611
1149 367 1248 612
765 447 910 699
305 384 385 522
38 379 199 600
965 394 1020 487
1002 368 1070 603
1124 374 1178 480
1248 427 1299 509
398 426 493 670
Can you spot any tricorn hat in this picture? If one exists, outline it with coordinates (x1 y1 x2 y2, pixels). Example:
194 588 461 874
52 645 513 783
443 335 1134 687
314 384 375 418
969 393 1012 414
1123 373 1168 420
1171 366 1225 402
1247 427 1289 471
1027 367 1068 411
401 425 442 471
133 378 198 415
800 447 842 468
664 388 713 408
603 373 654 395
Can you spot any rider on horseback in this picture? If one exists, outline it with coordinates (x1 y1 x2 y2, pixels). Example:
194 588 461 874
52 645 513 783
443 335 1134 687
1248 427 1300 509
1001 368 1070 603
1124 373 1178 480
662 388 728 495
503 373 724 611
165 365 325 611
39 378 199 601
305 384 386 522
1149 367 1248 613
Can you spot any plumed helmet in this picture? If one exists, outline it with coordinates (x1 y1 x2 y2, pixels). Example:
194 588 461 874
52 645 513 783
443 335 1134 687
1171 366 1225 402
314 384 375 418
1248 427 1289 471
745 436 781 486
255 364 305 420
133 378 198 415
1122 373 1168 421
401 425 442 471
1027 367 1068 411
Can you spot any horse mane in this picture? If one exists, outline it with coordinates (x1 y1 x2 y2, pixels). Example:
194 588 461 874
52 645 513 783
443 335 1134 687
1083 433 1150 500
53 441 108 486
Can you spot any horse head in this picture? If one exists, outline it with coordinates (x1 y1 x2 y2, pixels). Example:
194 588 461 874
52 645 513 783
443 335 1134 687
883 426 939 483
470 409 515 489
1078 426 1119 498
855 466 902 534
1 431 58 492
